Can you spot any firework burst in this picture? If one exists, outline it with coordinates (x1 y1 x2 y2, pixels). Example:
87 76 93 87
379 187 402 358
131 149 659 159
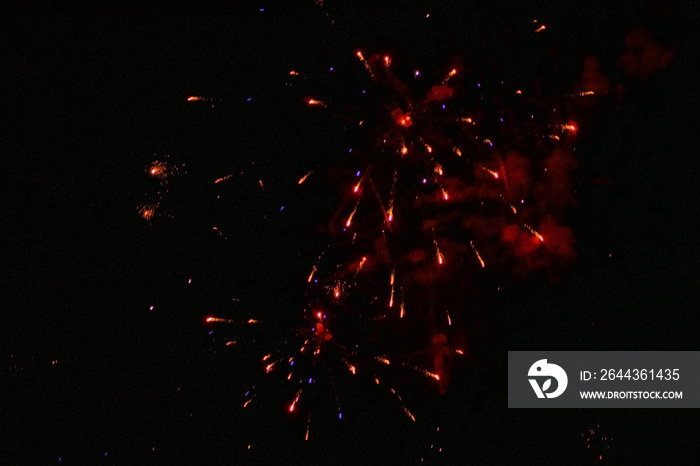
143 3 609 447
201 44 595 440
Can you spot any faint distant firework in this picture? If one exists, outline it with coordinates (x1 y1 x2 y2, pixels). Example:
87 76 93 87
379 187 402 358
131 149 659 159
139 155 185 221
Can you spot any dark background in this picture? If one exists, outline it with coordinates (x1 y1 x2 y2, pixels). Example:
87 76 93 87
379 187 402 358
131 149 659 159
2 1 699 464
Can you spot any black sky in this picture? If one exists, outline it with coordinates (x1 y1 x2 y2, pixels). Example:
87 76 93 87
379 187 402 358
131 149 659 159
3 1 700 464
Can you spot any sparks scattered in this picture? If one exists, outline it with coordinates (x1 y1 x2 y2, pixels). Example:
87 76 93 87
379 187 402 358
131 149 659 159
161 10 602 444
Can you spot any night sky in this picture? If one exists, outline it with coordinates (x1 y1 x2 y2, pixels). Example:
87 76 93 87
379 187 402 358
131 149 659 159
3 1 700 464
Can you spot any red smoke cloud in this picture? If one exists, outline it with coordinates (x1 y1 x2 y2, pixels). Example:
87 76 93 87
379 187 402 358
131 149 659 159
425 84 455 103
535 148 579 213
503 151 532 201
618 28 677 81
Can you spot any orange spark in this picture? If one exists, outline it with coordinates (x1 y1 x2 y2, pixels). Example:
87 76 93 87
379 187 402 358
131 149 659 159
470 241 486 268
478 165 499 178
434 240 445 265
403 407 416 422
345 205 357 227
215 174 233 184
206 317 230 323
147 161 167 178
524 224 545 242
386 189 395 222
307 265 317 283
138 204 157 221
298 170 313 184
356 256 367 273
389 269 396 307
353 179 362 193
290 389 302 412
441 68 457 84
